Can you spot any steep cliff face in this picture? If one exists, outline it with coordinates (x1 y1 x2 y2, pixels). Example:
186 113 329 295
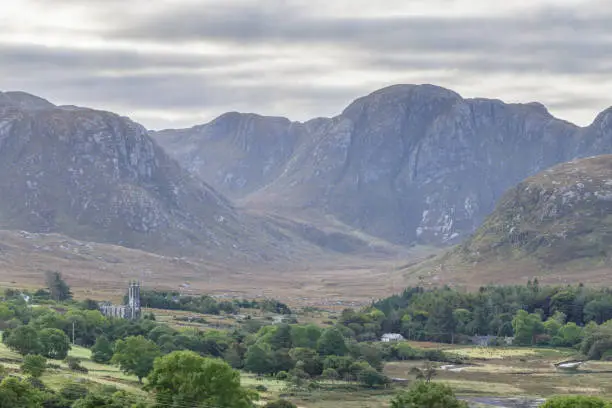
153 112 308 198
0 92 250 256
459 155 612 265
155 84 611 246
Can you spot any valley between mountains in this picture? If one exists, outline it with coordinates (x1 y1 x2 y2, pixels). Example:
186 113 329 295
0 85 611 302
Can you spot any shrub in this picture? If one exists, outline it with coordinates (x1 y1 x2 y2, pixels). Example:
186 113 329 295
391 382 468 408
21 354 47 378
264 399 298 408
65 356 89 373
541 395 612 408
600 350 612 362
420 349 464 364
60 383 89 401
359 367 390 388
25 377 46 390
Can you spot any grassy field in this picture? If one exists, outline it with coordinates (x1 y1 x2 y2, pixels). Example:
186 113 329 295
2 332 612 407
148 306 339 333
0 339 145 397
384 344 612 401
237 344 612 407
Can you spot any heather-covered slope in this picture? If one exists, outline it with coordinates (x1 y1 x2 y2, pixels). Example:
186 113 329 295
460 155 612 265
403 156 612 288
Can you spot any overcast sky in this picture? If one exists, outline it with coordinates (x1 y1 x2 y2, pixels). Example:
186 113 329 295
1 0 611 129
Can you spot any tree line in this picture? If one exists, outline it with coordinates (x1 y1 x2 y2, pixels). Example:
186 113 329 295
355 281 612 350
134 289 292 315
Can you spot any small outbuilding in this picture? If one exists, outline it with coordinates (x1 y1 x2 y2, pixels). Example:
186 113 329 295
381 333 405 342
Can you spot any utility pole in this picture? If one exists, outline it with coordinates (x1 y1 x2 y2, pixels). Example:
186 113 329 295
72 321 76 345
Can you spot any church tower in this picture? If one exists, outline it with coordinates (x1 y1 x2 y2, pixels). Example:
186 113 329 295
127 281 141 320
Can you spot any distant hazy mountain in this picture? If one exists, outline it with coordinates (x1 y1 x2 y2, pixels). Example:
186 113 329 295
0 91 396 261
153 84 612 246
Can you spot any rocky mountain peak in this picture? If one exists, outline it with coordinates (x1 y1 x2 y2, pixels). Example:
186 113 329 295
0 99 250 256
153 111 304 198
592 106 612 130
341 84 462 119
523 101 551 116
154 85 612 247
0 91 55 110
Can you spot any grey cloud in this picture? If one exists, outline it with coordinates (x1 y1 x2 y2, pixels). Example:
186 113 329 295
2 1 611 129
63 74 359 110
0 41 355 104
0 44 248 72
2 52 363 127
109 4 612 48
547 97 612 113
103 3 612 77
357 48 612 76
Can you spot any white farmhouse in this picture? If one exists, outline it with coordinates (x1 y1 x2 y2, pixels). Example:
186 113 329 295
381 333 405 342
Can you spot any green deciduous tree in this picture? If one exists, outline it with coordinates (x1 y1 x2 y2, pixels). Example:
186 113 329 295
550 290 576 319
544 315 561 335
91 336 114 364
111 336 161 382
541 395 612 408
269 324 293 350
21 355 47 378
4 326 41 355
350 342 384 371
244 344 274 374
289 348 322 376
290 325 322 349
146 350 255 408
317 328 348 356
556 322 583 347
0 377 42 408
39 328 71 360
72 390 143 408
322 368 339 382
580 322 612 360
394 343 419 360
585 299 612 325
0 305 15 322
390 382 468 408
358 367 390 388
323 355 354 379
512 310 544 346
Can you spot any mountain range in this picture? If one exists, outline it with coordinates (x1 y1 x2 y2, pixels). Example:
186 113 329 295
0 90 397 264
154 84 612 247
1 84 611 284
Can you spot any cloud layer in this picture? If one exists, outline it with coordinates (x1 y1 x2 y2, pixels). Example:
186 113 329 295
1 0 611 129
